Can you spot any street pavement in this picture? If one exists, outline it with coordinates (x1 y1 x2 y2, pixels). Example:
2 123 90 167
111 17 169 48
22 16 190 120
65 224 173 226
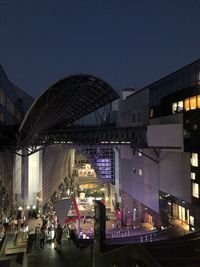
27 238 93 267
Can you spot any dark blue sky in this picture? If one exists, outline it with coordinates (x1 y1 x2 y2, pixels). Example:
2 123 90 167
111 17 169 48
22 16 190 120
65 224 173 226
0 0 200 98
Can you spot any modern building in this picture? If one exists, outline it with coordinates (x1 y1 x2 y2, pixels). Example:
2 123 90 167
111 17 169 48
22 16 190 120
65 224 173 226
119 59 200 231
2 59 200 235
0 65 33 220
13 74 119 218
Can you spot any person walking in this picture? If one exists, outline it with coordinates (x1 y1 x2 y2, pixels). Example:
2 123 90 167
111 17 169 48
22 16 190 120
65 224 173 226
40 226 46 249
54 224 63 250
34 224 40 246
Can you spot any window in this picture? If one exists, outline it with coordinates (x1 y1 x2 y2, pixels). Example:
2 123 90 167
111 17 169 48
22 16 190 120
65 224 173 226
192 182 199 198
177 101 183 111
172 102 177 113
191 172 196 180
190 96 197 110
139 169 142 176
149 108 154 118
197 95 200 108
191 153 198 167
184 98 190 111
172 101 183 114
190 215 195 226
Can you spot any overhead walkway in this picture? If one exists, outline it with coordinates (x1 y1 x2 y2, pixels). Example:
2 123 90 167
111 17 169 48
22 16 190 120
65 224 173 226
33 125 146 147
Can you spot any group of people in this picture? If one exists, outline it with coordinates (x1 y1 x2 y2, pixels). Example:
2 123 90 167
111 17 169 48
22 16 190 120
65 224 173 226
35 223 63 250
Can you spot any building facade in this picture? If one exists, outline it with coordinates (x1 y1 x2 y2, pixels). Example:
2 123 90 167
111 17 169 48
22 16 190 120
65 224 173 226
0 65 33 220
119 59 200 230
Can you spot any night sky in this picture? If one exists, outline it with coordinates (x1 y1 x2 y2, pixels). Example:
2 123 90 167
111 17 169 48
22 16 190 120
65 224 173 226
0 0 200 98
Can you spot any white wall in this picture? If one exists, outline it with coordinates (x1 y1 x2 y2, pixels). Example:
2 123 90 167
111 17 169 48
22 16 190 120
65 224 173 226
147 124 183 149
28 149 41 205
120 146 191 213
159 151 191 202
119 89 149 127
120 146 159 212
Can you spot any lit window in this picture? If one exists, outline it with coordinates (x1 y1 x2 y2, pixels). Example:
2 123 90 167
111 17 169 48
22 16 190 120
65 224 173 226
191 153 198 167
184 98 190 111
192 182 199 198
172 102 177 113
190 96 197 110
139 169 142 176
149 108 154 118
191 172 196 180
190 215 195 226
177 101 183 112
197 95 200 108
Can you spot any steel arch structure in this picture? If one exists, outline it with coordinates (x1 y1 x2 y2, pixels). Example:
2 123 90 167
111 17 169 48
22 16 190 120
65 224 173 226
18 74 119 147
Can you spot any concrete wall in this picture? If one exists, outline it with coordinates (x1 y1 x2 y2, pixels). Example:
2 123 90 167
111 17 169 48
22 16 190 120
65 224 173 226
147 124 183 149
119 89 149 127
120 146 191 213
120 146 159 212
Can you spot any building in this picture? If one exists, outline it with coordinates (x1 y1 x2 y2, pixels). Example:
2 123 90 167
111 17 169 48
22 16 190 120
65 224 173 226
0 65 33 220
119 59 200 230
3 59 200 234
13 74 119 217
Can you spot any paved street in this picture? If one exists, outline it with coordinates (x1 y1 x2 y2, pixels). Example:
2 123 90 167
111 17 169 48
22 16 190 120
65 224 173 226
27 238 93 267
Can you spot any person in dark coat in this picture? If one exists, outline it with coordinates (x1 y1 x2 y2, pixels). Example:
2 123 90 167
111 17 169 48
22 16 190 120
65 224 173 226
54 224 63 250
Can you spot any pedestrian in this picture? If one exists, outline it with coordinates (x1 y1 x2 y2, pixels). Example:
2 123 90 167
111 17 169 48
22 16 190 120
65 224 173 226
53 224 63 250
34 224 40 246
40 226 46 249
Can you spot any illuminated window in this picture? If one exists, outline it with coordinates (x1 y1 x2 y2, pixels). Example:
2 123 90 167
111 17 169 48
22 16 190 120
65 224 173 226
191 153 198 167
149 108 154 118
139 169 142 176
190 215 195 226
172 101 183 114
184 98 190 111
172 103 177 113
177 101 183 112
197 95 200 108
190 96 197 110
192 182 199 198
178 205 185 221
191 172 196 180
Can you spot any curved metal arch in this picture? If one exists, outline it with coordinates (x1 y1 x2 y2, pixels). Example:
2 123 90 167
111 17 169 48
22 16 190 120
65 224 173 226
18 74 119 147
